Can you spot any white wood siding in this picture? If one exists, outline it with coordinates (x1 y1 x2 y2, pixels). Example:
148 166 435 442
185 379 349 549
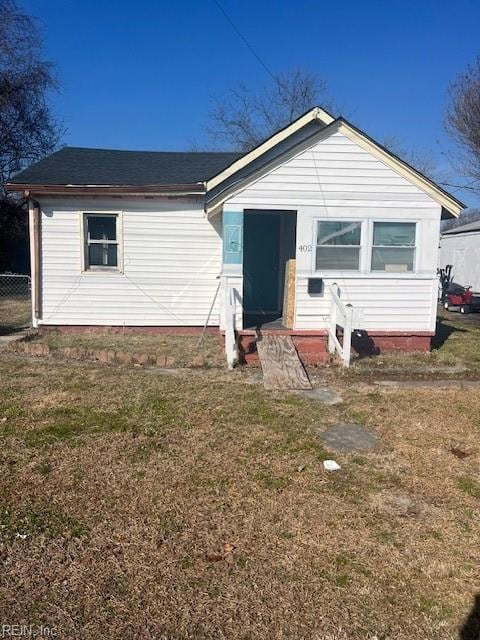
227 131 435 208
225 129 442 333
295 276 436 331
39 197 222 326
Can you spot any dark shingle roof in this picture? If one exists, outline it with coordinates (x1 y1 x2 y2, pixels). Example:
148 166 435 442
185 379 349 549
9 147 243 186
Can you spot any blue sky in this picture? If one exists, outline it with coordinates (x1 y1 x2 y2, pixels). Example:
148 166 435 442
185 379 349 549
22 0 480 207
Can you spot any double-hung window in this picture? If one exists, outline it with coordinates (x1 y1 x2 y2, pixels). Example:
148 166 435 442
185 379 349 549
316 221 362 271
371 222 416 272
83 213 120 271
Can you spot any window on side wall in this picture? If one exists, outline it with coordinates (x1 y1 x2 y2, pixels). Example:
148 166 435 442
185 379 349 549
83 213 120 271
371 222 416 272
315 221 361 271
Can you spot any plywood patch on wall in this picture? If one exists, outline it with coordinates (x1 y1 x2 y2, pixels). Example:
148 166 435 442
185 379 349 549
282 259 296 329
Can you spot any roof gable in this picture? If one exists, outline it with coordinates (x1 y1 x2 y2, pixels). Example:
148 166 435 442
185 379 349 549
208 124 438 212
206 109 464 218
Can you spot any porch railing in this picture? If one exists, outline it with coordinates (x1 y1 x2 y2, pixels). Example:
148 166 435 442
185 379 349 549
224 280 238 369
327 283 356 367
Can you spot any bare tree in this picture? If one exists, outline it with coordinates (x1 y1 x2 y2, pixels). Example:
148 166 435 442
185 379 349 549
208 70 329 151
0 0 62 188
0 0 62 272
380 135 438 181
446 57 480 193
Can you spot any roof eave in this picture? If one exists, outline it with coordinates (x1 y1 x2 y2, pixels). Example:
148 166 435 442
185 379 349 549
442 227 480 236
5 183 206 196
206 106 335 191
336 118 465 217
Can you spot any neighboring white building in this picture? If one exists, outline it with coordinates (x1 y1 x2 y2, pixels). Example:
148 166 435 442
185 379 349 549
6 107 464 363
440 220 480 292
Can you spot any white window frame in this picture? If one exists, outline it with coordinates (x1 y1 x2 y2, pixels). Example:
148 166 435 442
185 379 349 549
369 219 418 274
313 218 365 273
81 211 123 273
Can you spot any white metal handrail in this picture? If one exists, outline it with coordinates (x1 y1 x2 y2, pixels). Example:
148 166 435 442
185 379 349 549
224 281 238 369
328 283 354 367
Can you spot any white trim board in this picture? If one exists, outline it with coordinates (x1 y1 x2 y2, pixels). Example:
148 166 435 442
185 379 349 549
207 107 334 192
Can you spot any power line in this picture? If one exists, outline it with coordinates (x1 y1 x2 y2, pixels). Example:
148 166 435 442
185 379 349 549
213 0 276 80
440 178 480 194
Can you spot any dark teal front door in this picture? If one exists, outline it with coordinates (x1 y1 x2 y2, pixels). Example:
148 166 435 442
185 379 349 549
243 212 281 313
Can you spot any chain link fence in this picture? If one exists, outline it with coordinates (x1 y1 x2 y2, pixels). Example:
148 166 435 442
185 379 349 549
0 273 32 334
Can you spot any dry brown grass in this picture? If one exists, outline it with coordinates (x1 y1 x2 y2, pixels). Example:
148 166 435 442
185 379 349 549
0 351 479 639
37 331 225 368
339 307 480 379
0 296 31 334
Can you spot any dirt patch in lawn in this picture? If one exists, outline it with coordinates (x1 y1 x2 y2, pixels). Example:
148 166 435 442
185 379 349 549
0 351 478 639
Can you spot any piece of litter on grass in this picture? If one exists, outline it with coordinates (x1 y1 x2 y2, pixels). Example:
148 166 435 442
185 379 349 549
323 460 341 471
223 542 235 554
205 554 223 562
450 447 470 459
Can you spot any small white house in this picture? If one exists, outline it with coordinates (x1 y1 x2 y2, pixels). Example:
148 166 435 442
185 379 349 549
440 220 480 291
7 107 463 364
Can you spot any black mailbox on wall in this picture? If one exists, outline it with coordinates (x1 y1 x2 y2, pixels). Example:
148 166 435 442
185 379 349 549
308 278 324 295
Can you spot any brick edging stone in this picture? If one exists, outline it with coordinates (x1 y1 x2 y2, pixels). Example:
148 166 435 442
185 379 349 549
7 339 211 369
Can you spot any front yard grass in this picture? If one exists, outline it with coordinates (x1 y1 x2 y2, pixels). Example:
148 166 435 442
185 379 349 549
15 305 480 377
346 306 480 377
0 352 478 639
0 296 31 334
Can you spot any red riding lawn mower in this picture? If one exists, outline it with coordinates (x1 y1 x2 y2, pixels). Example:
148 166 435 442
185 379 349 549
439 266 480 314
443 284 480 314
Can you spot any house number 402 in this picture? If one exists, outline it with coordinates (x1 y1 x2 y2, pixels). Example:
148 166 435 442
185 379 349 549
299 244 312 252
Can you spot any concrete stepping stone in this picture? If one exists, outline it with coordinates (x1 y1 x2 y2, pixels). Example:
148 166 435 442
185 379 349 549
320 423 378 452
296 387 343 405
